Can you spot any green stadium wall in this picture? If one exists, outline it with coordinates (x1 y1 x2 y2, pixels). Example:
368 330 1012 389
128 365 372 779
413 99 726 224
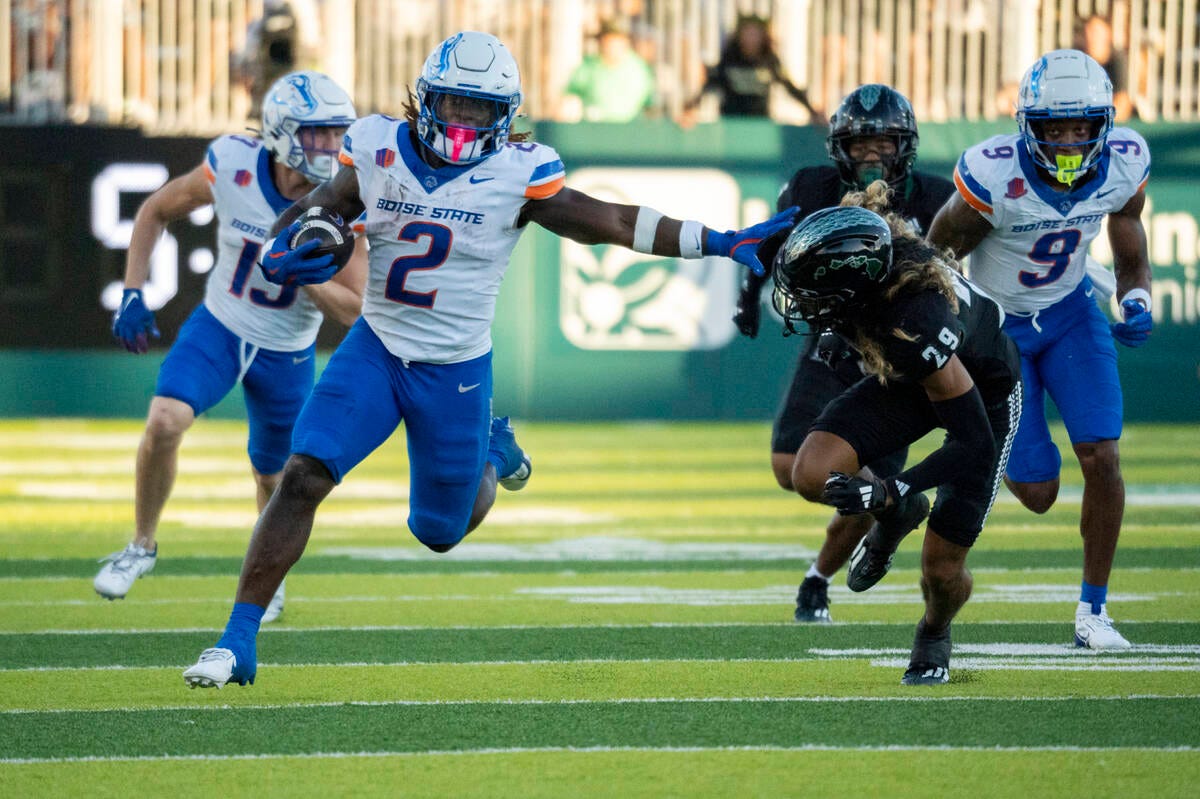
1 120 1198 421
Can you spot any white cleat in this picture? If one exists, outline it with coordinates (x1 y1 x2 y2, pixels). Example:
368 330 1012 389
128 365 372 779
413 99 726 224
94 543 157 599
261 580 285 624
1074 602 1132 650
183 648 236 688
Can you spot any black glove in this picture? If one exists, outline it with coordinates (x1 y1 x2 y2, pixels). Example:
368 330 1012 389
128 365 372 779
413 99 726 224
822 471 899 516
733 268 770 338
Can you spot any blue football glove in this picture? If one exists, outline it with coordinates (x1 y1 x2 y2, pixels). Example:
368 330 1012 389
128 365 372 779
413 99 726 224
111 288 160 354
822 471 899 516
1110 298 1153 348
258 223 338 286
704 206 800 276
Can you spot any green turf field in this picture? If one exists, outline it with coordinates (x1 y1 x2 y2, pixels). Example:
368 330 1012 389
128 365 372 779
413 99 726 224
0 418 1197 798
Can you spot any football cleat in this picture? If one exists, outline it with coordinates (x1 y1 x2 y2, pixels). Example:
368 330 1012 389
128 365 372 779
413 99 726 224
1074 602 1132 650
846 492 929 592
183 646 255 688
489 416 532 491
94 542 157 599
261 580 286 624
793 575 832 623
901 617 951 686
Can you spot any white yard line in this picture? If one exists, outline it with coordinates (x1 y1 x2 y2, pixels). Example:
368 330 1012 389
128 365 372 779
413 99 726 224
3 742 1198 765
4 693 1198 715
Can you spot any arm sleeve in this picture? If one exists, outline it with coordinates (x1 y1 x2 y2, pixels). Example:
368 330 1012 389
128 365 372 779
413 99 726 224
891 386 996 494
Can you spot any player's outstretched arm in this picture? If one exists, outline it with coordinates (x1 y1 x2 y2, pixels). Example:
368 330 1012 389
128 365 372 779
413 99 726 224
1108 188 1154 348
113 164 214 353
521 186 797 275
927 192 993 259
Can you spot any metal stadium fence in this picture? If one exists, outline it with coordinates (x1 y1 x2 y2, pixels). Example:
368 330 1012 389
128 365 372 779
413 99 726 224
3 0 1197 134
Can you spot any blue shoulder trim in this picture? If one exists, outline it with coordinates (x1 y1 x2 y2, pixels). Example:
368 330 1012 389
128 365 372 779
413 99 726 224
529 159 565 184
956 154 992 205
256 147 292 215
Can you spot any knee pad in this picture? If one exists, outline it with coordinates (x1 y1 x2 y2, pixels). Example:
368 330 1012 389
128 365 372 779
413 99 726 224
928 496 984 548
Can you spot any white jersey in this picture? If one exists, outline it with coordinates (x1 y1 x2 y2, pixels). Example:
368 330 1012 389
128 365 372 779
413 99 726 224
201 135 324 351
339 116 565 363
953 128 1150 313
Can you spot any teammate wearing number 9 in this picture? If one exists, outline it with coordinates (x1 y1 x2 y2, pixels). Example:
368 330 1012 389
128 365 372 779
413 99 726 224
95 72 367 623
182 30 798 689
928 49 1152 650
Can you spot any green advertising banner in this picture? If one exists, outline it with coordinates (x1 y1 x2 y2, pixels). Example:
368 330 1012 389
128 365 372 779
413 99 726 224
489 118 1200 422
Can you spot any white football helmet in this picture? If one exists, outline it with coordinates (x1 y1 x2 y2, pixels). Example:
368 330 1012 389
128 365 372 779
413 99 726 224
416 31 522 164
261 70 356 181
1016 49 1114 184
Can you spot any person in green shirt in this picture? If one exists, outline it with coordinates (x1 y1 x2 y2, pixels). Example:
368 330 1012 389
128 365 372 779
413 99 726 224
560 18 656 123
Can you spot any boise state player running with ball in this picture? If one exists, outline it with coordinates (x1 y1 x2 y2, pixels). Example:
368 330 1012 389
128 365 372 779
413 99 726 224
183 31 798 688
928 49 1152 650
96 72 367 624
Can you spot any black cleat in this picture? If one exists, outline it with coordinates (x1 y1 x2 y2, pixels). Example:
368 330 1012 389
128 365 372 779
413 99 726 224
846 492 930 592
901 617 951 685
793 576 832 623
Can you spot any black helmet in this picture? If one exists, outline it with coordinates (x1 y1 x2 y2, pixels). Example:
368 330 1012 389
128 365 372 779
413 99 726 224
771 206 893 333
826 84 919 190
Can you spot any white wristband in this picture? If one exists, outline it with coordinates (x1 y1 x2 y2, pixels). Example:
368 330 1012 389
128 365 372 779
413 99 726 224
679 220 704 259
1121 288 1152 312
632 207 663 253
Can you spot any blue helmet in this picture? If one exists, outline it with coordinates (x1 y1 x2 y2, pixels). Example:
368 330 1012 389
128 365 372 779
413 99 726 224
416 32 523 165
1016 49 1114 184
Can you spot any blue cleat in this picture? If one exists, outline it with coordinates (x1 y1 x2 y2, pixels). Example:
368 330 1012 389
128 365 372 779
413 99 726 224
488 416 532 491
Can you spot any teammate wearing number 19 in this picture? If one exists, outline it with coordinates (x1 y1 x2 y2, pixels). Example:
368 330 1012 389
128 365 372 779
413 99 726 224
182 31 797 689
928 49 1153 649
94 71 367 620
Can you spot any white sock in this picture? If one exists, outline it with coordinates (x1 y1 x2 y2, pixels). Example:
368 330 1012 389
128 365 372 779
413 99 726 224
805 563 831 583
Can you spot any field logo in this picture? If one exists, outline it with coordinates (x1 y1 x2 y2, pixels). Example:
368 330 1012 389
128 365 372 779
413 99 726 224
559 168 748 350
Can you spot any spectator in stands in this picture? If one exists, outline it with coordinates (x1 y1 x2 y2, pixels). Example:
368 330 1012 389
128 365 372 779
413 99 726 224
559 17 657 123
678 14 817 127
1076 12 1136 121
233 0 320 119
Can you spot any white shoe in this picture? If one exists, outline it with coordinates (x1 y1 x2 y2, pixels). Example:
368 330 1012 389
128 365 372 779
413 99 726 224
94 543 157 599
261 580 285 624
1074 602 1132 650
182 648 236 688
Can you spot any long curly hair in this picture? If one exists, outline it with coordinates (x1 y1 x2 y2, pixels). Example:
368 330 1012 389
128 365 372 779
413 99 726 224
839 181 962 382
